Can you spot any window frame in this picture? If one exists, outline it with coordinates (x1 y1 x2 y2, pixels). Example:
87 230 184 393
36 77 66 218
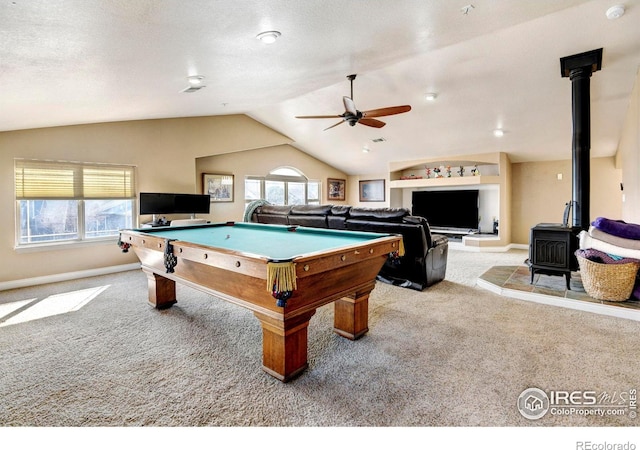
14 159 137 250
244 167 320 206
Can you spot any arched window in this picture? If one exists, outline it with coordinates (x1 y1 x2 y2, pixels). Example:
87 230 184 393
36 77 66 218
245 167 320 206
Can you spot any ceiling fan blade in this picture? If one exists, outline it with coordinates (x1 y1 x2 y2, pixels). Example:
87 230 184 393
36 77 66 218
295 114 342 119
323 120 346 131
358 118 386 128
343 96 358 116
362 105 412 118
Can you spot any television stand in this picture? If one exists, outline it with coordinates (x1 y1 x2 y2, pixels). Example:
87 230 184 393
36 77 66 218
431 227 478 235
430 228 480 243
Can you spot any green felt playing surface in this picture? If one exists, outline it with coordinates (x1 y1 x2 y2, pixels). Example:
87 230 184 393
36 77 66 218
141 222 389 261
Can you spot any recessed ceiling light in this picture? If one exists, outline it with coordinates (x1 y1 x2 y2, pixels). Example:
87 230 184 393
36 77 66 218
181 75 206 93
493 129 504 137
256 31 281 44
606 5 625 20
425 93 438 101
187 75 205 86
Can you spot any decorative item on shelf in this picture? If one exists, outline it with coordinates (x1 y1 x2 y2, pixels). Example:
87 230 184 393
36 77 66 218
471 165 480 176
433 167 442 178
445 166 452 177
425 166 431 178
457 166 465 177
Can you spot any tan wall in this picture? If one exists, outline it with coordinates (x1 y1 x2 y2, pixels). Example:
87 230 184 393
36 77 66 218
196 145 348 222
511 157 622 245
618 70 640 223
2 102 638 284
0 115 292 284
348 174 390 207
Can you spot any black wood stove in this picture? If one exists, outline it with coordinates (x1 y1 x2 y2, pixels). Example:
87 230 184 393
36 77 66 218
529 224 581 289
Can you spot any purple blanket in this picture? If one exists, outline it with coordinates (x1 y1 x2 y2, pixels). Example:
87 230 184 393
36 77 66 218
575 248 640 265
592 217 640 241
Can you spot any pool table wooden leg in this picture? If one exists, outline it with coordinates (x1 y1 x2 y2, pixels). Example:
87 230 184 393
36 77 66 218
142 268 177 309
253 310 316 382
333 287 371 340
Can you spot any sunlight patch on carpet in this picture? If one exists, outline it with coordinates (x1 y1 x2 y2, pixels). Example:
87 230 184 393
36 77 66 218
0 298 36 321
0 285 109 327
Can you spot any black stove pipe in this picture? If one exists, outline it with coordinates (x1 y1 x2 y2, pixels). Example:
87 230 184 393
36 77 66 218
560 48 602 230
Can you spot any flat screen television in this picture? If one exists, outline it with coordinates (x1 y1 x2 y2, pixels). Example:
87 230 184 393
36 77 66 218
412 190 479 231
139 192 210 215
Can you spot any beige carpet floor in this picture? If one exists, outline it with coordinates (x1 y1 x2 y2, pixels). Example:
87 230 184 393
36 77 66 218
1 248 639 428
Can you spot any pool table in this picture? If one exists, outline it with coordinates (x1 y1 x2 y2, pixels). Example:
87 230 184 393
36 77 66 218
118 222 403 381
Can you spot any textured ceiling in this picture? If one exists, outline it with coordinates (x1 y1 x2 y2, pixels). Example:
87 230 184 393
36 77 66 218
2 0 639 174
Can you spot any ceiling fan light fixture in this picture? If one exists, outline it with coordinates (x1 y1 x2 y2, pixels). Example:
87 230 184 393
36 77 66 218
493 129 504 137
256 31 281 44
362 147 370 153
425 93 438 101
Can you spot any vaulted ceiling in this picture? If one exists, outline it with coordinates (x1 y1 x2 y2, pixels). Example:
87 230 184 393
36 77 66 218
2 0 639 174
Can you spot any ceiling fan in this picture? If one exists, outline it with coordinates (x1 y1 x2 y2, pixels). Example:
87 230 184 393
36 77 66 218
295 74 411 130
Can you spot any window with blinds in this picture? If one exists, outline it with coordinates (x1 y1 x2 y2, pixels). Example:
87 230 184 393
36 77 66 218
14 159 136 245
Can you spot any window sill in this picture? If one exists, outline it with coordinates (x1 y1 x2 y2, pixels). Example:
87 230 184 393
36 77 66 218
14 237 119 254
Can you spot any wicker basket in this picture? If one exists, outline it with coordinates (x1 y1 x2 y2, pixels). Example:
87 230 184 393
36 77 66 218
576 255 640 302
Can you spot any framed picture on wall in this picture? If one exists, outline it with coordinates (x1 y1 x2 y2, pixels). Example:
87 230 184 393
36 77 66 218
203 173 234 202
327 178 346 201
359 179 385 202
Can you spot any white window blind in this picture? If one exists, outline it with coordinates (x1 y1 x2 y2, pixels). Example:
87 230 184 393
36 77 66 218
15 159 135 200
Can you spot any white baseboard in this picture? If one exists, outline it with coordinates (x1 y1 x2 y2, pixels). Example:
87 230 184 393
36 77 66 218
0 263 141 292
449 241 529 252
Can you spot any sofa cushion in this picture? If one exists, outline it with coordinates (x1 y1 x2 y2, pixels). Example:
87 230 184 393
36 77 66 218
260 205 292 215
348 207 409 222
290 205 333 216
289 216 328 228
255 214 289 225
330 205 352 217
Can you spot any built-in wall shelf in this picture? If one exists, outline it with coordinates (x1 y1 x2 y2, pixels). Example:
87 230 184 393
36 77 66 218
388 152 512 249
389 175 501 189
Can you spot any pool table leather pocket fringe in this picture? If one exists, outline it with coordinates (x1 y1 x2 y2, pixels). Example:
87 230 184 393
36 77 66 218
163 239 178 273
267 262 297 301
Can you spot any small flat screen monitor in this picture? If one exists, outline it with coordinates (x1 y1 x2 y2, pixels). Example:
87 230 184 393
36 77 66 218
139 192 210 215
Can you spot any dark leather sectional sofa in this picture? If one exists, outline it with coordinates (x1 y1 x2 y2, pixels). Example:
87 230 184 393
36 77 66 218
249 204 448 290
